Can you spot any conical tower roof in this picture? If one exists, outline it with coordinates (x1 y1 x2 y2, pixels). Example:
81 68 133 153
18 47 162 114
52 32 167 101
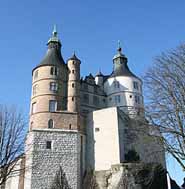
110 41 139 79
33 26 65 72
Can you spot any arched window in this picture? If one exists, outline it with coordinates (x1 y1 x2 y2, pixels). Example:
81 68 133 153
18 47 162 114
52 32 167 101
72 83 75 88
48 119 54 129
69 124 72 130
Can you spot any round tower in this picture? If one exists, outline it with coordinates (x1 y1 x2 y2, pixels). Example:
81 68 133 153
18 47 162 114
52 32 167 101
29 26 68 130
67 53 81 112
104 43 144 115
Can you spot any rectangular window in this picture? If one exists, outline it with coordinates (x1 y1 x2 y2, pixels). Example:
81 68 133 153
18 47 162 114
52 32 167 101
32 84 38 96
93 96 99 106
133 81 139 90
135 95 140 104
115 95 121 104
49 100 57 112
94 86 98 93
34 70 38 80
114 81 120 89
31 102 36 114
95 128 100 132
46 141 52 149
83 94 89 104
50 67 59 76
83 83 88 90
50 82 58 92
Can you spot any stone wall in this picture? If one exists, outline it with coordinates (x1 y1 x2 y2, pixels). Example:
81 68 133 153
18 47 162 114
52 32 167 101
24 130 83 189
83 163 167 189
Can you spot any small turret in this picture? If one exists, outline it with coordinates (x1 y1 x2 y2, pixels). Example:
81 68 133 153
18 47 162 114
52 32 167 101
67 53 81 112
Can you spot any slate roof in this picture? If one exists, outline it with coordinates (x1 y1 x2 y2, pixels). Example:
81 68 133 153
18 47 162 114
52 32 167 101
32 27 65 72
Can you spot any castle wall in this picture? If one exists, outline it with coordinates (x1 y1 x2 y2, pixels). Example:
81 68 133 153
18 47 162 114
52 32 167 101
80 81 106 114
24 130 83 189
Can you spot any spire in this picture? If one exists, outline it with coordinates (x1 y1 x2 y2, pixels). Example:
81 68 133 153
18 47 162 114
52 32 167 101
96 68 103 77
117 40 122 53
52 24 57 37
68 51 81 62
47 25 61 45
113 40 126 60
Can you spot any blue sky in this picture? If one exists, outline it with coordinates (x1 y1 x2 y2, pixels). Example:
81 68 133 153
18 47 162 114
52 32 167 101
0 0 184 185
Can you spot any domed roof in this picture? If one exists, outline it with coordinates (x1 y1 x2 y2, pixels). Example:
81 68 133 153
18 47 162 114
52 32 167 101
109 43 139 80
110 65 138 78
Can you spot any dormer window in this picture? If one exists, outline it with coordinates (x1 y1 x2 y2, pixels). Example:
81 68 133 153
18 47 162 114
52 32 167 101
50 67 59 76
113 81 120 89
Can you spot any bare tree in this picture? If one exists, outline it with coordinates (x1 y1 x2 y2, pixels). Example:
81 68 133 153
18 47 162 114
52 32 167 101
143 44 185 170
51 166 71 189
82 170 99 189
0 105 27 187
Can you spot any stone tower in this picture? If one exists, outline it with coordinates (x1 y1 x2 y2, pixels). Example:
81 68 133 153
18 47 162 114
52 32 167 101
30 26 68 130
67 53 81 112
24 27 83 189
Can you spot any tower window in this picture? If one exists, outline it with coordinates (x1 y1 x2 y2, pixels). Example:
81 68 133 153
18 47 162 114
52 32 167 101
31 102 36 114
50 82 58 92
50 67 59 76
48 119 54 129
115 95 121 104
69 124 72 129
49 100 57 112
113 81 120 89
72 70 75 74
72 97 74 101
72 83 75 88
133 81 139 90
32 84 38 96
46 141 52 149
34 70 38 80
135 95 140 104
